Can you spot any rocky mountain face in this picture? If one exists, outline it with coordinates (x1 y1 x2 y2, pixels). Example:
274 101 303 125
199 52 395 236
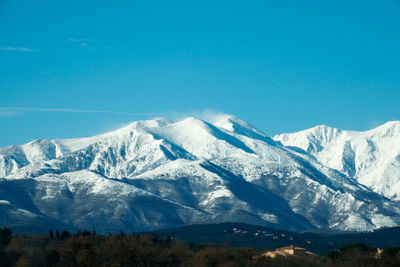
1 116 399 233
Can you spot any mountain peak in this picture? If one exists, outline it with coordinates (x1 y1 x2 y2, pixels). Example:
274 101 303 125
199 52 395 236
311 124 336 130
274 124 340 153
212 115 269 140
368 120 400 138
120 117 174 131
308 124 341 139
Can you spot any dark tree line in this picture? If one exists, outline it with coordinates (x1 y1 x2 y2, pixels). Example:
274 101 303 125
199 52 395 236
0 227 399 266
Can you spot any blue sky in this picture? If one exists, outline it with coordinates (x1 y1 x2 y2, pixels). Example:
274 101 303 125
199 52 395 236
1 0 400 147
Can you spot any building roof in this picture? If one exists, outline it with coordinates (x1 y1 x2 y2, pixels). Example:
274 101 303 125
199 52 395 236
277 245 306 251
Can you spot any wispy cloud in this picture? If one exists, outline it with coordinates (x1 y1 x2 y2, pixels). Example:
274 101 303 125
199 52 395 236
192 109 231 123
0 107 233 125
66 38 93 48
0 46 36 52
65 38 112 50
66 38 93 42
163 109 230 122
0 110 23 118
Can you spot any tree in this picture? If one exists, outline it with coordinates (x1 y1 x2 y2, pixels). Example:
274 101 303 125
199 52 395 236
325 249 340 260
339 243 368 255
382 247 400 258
61 230 70 240
0 227 12 250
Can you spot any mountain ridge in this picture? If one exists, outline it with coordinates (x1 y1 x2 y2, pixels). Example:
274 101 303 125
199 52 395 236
274 120 400 200
1 116 399 233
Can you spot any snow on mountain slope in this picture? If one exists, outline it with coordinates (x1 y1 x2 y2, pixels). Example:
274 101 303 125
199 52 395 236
213 115 271 141
1 116 400 233
0 118 174 176
0 170 208 232
274 121 400 200
150 117 257 159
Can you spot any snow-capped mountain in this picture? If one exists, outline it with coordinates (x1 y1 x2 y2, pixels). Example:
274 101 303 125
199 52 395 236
274 121 400 201
1 116 399 233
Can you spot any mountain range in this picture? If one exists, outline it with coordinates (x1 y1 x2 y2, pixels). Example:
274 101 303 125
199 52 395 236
0 115 399 233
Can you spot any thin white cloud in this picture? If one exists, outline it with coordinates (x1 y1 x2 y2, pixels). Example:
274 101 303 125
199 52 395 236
165 109 230 123
66 38 113 50
194 109 231 123
0 107 233 125
65 38 94 48
0 110 23 118
0 47 36 52
66 38 93 42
